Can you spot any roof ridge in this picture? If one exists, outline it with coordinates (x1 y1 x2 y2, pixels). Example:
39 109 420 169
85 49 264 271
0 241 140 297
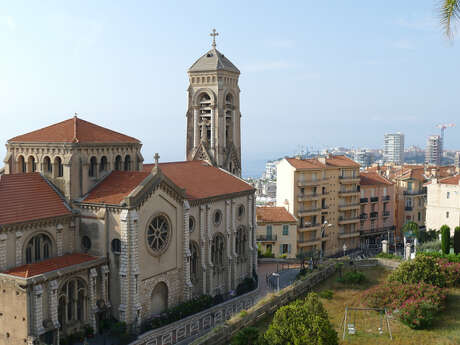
40 173 73 212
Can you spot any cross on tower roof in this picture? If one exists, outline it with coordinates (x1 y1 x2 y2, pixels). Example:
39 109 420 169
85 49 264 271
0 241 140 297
154 153 160 168
210 28 219 49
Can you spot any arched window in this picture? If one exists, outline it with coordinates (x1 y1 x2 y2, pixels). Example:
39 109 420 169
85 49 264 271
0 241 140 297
111 238 121 254
100 156 108 172
27 156 36 172
151 282 168 315
58 279 87 329
124 155 131 171
43 156 52 174
17 155 26 173
211 234 225 267
88 157 97 177
54 157 63 177
198 93 212 142
235 226 247 257
190 241 199 283
115 155 122 171
225 93 233 106
25 234 53 264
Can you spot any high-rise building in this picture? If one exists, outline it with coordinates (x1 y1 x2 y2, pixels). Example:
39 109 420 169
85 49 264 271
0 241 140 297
384 133 404 164
354 150 371 168
425 135 442 166
455 152 460 168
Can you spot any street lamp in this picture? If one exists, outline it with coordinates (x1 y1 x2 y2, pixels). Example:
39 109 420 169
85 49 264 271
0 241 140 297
320 221 333 260
343 244 347 257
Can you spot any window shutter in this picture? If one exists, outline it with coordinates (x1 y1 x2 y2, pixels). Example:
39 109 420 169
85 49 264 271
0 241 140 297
280 244 283 253
288 244 291 253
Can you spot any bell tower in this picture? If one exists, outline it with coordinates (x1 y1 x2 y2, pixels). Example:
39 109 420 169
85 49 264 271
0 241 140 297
186 29 242 176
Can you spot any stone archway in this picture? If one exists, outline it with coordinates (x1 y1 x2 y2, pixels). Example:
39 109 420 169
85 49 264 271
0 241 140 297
150 282 168 315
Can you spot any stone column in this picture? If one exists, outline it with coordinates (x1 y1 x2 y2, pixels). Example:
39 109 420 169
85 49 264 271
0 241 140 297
381 240 388 254
101 265 110 307
33 284 45 335
206 205 214 295
48 280 59 329
211 107 215 151
56 224 64 256
222 114 227 150
0 234 7 270
193 108 199 148
89 268 98 330
128 211 142 329
183 201 192 300
248 196 254 275
69 220 76 253
405 243 412 260
225 201 232 292
15 231 23 266
231 200 238 287
233 110 237 146
199 205 207 295
119 210 130 323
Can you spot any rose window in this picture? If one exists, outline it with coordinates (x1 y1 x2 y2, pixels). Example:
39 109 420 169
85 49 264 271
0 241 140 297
147 215 170 255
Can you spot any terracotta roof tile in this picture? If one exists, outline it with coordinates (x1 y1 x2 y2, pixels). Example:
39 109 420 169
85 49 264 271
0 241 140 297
437 175 460 185
256 207 296 223
0 173 72 226
325 155 360 167
360 172 393 186
2 253 98 278
286 158 326 170
8 116 140 144
84 171 150 204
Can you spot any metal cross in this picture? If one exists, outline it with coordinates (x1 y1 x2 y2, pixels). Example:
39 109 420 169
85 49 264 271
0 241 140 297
210 28 219 48
154 153 160 168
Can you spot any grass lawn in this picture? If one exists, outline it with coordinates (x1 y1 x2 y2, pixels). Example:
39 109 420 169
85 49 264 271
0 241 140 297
250 265 460 345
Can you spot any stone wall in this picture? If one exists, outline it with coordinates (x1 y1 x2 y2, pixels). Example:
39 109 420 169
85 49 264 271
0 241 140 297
129 287 259 345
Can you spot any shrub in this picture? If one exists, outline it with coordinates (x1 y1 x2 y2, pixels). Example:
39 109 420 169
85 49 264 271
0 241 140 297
236 277 257 296
418 240 441 253
264 293 338 345
232 327 260 345
417 251 460 263
454 227 460 255
337 270 366 285
438 259 460 287
399 299 437 329
388 255 446 287
418 229 439 243
318 289 334 300
441 225 451 254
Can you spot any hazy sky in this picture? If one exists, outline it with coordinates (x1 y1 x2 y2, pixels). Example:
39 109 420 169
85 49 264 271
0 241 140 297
1 1 460 176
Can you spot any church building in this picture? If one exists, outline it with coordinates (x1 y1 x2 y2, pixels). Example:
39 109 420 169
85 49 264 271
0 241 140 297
0 36 255 345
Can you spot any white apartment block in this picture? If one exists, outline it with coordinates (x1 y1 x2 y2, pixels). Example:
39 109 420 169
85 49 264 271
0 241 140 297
384 133 404 165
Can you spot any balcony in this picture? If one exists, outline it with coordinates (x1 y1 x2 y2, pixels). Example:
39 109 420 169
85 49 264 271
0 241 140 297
299 223 321 231
339 175 360 184
298 193 321 201
338 215 360 224
405 206 413 211
298 207 321 216
403 189 426 196
370 212 378 219
360 213 368 220
297 178 326 187
338 202 360 211
383 211 390 217
382 195 390 201
338 231 360 239
360 225 396 237
339 189 360 196
370 197 379 203
298 238 321 246
360 197 368 203
256 234 277 242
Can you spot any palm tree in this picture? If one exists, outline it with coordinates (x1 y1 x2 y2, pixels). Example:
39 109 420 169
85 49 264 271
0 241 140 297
441 0 460 38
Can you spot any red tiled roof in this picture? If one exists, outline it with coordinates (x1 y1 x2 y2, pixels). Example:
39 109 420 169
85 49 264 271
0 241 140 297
84 161 254 204
286 155 359 170
0 173 72 226
360 172 393 186
84 171 150 204
152 161 254 200
286 158 326 170
8 116 140 144
256 207 296 223
438 175 460 185
2 253 98 278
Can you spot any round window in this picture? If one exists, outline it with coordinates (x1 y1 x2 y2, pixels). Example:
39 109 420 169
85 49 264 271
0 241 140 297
189 216 195 233
213 210 222 226
146 215 171 256
81 236 91 251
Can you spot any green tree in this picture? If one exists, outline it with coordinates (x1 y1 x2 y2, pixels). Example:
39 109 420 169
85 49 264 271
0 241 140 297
402 221 419 239
441 0 460 38
454 226 460 255
264 293 338 345
232 327 261 345
441 225 451 254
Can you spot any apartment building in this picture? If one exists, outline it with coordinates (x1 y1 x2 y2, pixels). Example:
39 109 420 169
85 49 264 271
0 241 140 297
426 135 442 166
384 132 404 165
426 175 460 236
256 207 297 258
276 154 361 256
359 172 395 248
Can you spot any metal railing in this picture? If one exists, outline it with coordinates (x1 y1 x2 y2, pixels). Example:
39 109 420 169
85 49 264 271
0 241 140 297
383 211 390 217
370 197 379 202
360 197 368 203
256 234 277 241
370 212 378 219
382 195 390 201
360 213 368 220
